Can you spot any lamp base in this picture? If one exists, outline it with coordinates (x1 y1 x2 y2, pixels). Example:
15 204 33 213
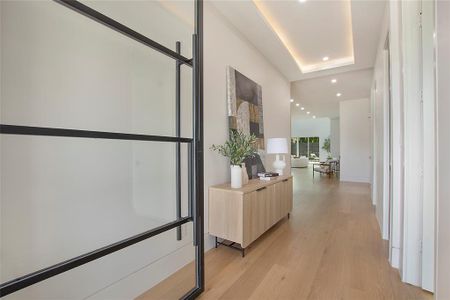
272 154 286 176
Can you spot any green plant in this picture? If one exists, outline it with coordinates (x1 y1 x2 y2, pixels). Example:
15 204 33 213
211 130 258 166
322 137 331 153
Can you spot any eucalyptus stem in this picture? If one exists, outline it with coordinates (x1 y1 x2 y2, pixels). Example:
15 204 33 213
211 130 258 166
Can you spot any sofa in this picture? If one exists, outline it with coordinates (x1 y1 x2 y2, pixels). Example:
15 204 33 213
292 156 309 168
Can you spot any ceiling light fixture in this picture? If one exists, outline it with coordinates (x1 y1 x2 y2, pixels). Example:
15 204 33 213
322 56 329 61
290 99 294 103
299 0 307 2
300 107 305 110
306 111 310 115
336 93 342 97
296 103 300 107
313 116 316 119
331 79 337 83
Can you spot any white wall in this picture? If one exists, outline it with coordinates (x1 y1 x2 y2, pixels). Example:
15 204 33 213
401 1 424 286
203 2 291 231
371 0 405 273
0 1 291 299
436 1 450 298
330 118 340 159
339 99 371 183
371 17 390 242
420 0 436 291
372 50 387 240
291 118 330 161
371 0 437 290
387 0 405 271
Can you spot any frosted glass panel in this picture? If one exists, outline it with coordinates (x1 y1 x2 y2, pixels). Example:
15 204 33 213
83 0 194 58
0 1 197 297
0 135 191 283
0 1 193 137
3 227 195 300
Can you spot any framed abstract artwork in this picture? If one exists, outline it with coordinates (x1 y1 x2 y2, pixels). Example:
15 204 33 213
227 66 266 178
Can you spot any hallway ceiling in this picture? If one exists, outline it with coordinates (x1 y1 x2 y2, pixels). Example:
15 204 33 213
211 0 386 81
252 0 354 74
290 68 373 119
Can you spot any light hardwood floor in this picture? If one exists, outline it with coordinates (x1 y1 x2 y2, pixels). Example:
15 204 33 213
138 167 433 300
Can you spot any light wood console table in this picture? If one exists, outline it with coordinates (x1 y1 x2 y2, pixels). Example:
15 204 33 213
208 175 293 256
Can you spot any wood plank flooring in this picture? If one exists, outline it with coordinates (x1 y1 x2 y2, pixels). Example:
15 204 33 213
137 167 433 300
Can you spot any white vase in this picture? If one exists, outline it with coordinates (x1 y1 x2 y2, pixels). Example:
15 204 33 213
230 165 242 189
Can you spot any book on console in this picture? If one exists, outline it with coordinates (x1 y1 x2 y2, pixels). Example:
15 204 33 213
257 172 279 178
259 177 273 181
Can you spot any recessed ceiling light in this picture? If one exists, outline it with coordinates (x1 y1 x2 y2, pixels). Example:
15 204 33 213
313 116 316 119
253 2 355 74
306 111 310 115
300 107 305 110
299 0 307 3
322 56 329 61
331 79 337 83
296 103 300 107
290 99 294 103
336 93 342 97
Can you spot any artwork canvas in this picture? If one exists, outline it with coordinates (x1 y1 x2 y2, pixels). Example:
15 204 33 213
227 66 265 178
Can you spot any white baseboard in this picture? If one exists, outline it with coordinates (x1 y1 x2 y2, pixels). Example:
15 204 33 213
391 246 400 269
340 177 371 183
87 234 215 300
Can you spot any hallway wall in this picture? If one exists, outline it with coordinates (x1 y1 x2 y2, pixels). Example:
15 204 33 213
370 0 405 275
370 0 438 291
385 0 404 271
203 1 291 233
330 117 340 159
371 31 390 242
339 98 371 183
436 1 450 298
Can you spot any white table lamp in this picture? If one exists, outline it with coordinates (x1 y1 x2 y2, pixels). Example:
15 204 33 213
267 138 288 175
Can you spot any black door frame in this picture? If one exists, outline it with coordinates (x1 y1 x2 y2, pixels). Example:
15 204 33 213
0 1 204 299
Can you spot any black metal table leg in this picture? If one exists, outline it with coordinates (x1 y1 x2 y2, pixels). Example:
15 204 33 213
214 237 246 257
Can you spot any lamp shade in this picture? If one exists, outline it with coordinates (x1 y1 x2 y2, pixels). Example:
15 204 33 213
266 138 288 154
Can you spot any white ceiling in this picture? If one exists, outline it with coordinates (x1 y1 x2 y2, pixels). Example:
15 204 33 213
290 68 373 119
253 0 354 74
211 0 386 81
212 0 386 120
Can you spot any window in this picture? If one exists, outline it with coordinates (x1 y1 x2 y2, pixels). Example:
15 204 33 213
308 137 320 159
291 136 320 160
